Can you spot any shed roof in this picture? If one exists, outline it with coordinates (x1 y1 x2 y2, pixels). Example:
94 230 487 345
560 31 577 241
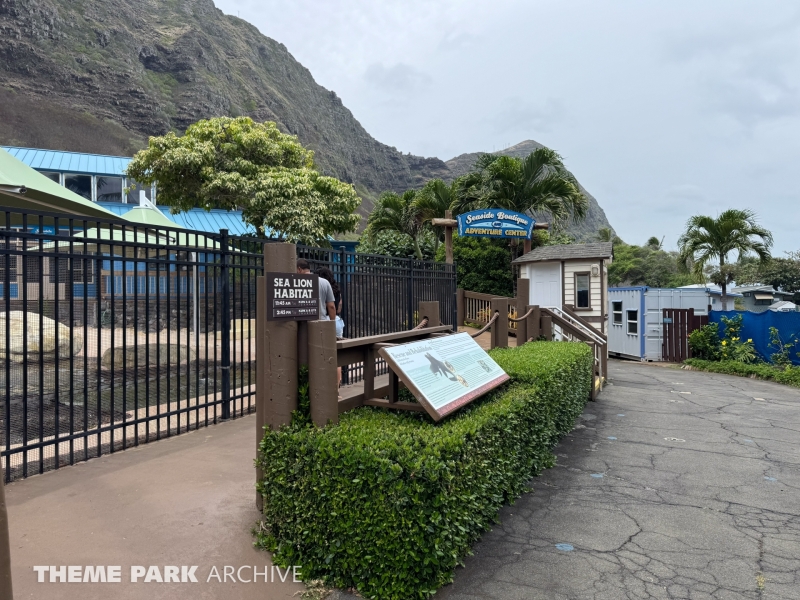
512 242 613 264
1 146 131 177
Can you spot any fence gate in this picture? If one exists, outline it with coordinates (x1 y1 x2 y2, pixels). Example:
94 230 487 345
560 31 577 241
662 308 708 362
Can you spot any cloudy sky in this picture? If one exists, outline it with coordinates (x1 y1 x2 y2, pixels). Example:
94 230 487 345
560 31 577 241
215 0 800 253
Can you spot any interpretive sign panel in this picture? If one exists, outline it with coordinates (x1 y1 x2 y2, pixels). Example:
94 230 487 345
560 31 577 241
266 272 319 321
456 209 535 240
379 332 509 421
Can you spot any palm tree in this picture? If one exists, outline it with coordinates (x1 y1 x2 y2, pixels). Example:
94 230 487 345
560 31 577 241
678 209 773 310
453 148 588 227
364 190 425 259
646 236 664 250
414 179 457 256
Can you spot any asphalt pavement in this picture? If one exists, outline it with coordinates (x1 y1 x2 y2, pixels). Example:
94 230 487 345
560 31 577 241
435 360 800 600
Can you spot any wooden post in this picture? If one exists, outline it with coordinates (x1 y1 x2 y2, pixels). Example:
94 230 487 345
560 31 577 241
528 305 541 341
515 279 529 344
363 345 375 401
256 243 298 509
309 319 339 427
541 314 553 341
456 289 465 327
261 243 299 429
418 300 440 327
444 210 454 264
523 238 532 255
0 475 12 600
589 342 598 401
388 369 399 403
491 297 509 349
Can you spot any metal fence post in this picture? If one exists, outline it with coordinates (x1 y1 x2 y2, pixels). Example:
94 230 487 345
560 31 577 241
0 474 12 600
452 261 458 331
220 229 231 420
407 258 415 328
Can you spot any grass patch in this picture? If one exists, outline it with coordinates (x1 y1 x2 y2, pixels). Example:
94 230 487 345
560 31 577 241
683 359 800 388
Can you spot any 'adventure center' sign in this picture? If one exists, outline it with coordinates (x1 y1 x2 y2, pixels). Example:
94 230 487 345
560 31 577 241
379 332 509 421
456 209 535 239
266 272 319 321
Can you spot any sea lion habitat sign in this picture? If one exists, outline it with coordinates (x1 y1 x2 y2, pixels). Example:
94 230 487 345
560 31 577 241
378 332 509 421
456 209 535 239
266 272 319 321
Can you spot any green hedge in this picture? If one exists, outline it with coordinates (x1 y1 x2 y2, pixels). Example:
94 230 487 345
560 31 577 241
255 341 592 599
684 358 800 388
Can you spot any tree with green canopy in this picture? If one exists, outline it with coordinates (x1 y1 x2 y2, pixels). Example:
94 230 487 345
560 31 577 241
737 250 800 302
363 190 426 259
678 209 773 310
126 117 361 245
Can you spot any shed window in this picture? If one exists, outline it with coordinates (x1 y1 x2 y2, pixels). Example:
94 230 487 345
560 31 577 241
612 301 622 324
575 273 590 309
627 310 638 334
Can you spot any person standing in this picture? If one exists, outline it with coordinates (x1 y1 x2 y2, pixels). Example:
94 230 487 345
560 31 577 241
316 267 344 338
296 259 335 321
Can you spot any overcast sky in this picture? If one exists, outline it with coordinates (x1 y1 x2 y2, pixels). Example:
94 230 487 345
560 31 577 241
215 0 800 253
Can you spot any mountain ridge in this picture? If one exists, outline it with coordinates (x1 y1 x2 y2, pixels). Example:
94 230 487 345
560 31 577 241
0 0 613 239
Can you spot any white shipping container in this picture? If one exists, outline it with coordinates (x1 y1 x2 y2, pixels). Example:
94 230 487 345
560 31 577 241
608 287 712 361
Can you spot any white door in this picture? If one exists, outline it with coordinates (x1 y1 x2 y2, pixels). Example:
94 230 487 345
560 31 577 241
529 263 561 308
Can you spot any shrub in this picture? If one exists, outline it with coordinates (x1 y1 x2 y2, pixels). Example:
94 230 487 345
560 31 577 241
768 326 799 368
688 323 721 361
684 359 800 388
719 314 757 363
255 341 592 599
436 234 513 297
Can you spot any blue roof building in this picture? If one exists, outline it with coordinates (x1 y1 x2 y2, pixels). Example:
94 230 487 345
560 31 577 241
1 146 256 235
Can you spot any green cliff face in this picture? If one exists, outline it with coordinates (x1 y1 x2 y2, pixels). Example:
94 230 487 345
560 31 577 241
0 0 614 237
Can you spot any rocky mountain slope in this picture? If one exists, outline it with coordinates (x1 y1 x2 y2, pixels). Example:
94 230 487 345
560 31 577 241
0 0 613 238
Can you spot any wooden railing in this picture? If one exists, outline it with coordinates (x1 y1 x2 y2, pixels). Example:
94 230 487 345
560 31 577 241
336 324 453 414
457 289 518 331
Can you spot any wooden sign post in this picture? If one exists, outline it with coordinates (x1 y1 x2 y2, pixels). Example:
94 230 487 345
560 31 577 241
432 210 457 264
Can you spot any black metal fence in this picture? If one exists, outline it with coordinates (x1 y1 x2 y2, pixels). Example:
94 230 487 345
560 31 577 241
0 207 456 482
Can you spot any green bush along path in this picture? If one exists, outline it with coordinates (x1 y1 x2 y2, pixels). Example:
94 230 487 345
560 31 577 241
255 342 593 599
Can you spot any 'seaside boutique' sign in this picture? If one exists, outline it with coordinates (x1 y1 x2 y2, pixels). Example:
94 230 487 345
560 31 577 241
456 209 535 240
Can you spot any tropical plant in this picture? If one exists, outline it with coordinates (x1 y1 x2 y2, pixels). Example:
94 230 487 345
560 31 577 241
126 116 361 244
363 189 426 259
677 209 773 310
719 314 757 363
646 236 664 250
768 327 799 368
356 229 435 260
688 323 721 361
453 148 588 228
414 178 458 256
608 242 694 288
595 227 624 246
436 234 513 297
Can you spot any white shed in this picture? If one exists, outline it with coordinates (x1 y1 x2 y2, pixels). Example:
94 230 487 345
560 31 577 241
512 243 613 333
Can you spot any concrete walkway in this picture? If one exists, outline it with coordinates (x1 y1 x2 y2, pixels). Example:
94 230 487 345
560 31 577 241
5 416 303 600
436 360 800 600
